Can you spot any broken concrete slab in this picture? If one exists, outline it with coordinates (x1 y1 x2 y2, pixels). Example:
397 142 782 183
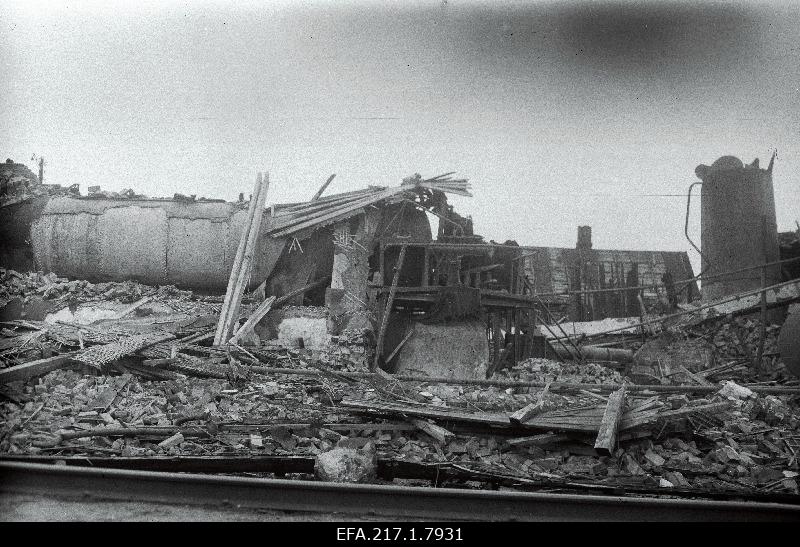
393 320 488 380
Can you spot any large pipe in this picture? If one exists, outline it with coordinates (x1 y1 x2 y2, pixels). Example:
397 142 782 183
550 344 633 364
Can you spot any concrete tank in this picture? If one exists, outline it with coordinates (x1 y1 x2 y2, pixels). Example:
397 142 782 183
695 155 780 301
30 197 285 291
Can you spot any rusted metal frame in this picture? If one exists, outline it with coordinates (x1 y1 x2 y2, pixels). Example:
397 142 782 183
372 244 407 371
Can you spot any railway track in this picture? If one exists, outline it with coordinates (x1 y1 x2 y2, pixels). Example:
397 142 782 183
2 461 799 521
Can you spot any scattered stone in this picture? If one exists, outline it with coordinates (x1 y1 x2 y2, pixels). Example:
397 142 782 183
314 447 377 483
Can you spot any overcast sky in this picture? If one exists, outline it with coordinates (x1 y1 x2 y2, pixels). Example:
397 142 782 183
2 0 798 273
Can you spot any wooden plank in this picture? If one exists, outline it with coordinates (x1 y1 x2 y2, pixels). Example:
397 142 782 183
282 187 374 211
223 173 270 342
272 277 330 308
412 419 454 444
311 173 336 201
0 352 78 384
228 296 276 345
107 296 152 321
509 381 551 425
215 173 270 344
214 173 265 345
269 187 399 230
273 191 369 218
385 329 414 364
594 384 627 456
268 187 407 236
620 401 730 430
679 365 714 387
372 245 407 370
340 398 513 428
505 433 572 448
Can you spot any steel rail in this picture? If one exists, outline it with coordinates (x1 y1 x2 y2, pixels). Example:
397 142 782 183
1 462 798 521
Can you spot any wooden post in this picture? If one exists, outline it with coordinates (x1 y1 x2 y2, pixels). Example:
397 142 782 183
379 243 385 286
421 248 429 287
215 172 269 345
372 245 407 371
594 384 627 456
311 174 336 201
1 352 78 384
214 173 263 345
755 262 767 374
509 382 551 425
228 296 277 345
513 308 520 366
224 173 269 342
385 329 414 365
492 313 501 372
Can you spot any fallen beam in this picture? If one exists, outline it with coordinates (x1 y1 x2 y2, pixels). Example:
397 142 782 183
0 352 78 384
509 382 551 425
551 345 634 364
228 296 276 345
594 385 627 456
373 244 407 371
412 419 455 444
311 173 336 201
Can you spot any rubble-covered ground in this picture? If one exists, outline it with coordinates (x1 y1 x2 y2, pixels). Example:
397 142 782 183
1 269 799 499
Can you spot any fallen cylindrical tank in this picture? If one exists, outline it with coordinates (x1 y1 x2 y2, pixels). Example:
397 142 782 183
30 196 286 290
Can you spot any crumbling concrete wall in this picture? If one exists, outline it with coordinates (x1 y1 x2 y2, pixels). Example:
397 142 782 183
29 197 284 290
393 320 488 379
326 203 432 336
275 306 330 349
0 196 49 272
326 209 383 332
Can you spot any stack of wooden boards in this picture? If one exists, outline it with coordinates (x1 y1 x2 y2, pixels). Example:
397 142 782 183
213 173 270 346
266 173 472 239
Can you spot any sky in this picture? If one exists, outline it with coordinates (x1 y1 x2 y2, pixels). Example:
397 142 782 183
2 0 799 275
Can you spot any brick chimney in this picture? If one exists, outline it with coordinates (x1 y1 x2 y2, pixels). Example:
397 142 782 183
576 226 592 250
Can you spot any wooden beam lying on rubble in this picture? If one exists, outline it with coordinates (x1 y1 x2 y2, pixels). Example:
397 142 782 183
509 382 551 425
594 385 627 456
0 352 79 384
228 296 276 346
551 345 634 364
